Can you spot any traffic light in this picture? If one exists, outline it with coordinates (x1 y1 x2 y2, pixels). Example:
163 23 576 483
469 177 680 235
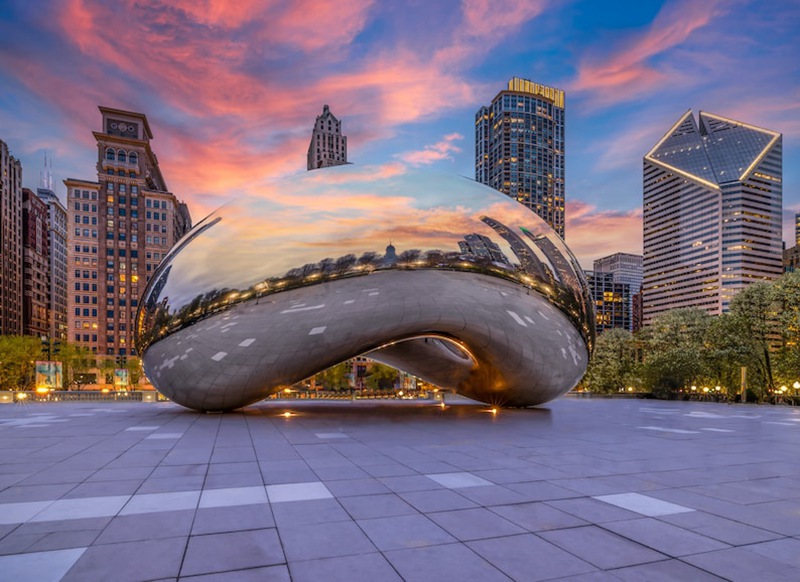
41 336 49 357
115 356 122 367
52 340 61 356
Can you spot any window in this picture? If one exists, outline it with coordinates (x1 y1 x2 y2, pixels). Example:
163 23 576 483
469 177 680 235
106 148 115 160
117 150 125 162
128 152 138 164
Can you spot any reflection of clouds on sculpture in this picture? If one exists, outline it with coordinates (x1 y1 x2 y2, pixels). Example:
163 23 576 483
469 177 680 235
136 167 594 412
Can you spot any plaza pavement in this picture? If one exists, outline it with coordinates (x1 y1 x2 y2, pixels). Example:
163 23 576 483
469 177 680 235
1 397 800 581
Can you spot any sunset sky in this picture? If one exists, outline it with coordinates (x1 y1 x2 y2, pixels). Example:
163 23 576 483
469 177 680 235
1 0 798 267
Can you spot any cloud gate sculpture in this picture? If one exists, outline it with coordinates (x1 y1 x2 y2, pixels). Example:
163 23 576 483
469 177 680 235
135 167 594 412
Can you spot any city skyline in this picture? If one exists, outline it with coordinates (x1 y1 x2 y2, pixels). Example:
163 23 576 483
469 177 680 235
0 0 798 267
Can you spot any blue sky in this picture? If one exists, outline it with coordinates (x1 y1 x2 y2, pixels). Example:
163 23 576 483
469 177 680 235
0 0 797 266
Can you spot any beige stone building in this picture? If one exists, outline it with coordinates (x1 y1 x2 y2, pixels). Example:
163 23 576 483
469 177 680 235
65 107 191 361
307 105 348 170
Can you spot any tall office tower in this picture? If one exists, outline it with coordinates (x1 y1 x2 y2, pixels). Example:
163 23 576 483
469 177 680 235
37 154 69 340
476 77 566 237
593 253 642 332
22 188 50 337
65 107 192 359
585 270 632 333
643 110 782 324
0 139 23 335
307 105 348 171
593 253 643 291
795 212 800 246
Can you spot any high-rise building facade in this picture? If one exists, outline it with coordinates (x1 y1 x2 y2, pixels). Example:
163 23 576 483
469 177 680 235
476 77 566 237
22 188 50 337
36 186 68 340
592 253 642 332
585 270 632 333
593 253 643 292
795 211 800 246
0 139 23 335
65 107 191 359
307 105 348 171
643 110 782 324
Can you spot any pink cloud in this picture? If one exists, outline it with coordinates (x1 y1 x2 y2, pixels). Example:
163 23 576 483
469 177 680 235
566 200 642 268
436 0 547 64
571 0 724 103
398 133 463 165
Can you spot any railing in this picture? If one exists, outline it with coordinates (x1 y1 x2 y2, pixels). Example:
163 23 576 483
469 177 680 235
4 390 169 403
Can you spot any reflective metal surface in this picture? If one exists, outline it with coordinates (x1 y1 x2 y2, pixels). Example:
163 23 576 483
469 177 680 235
135 167 594 411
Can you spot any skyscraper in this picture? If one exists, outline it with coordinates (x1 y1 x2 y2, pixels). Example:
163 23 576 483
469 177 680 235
585 270 632 333
592 252 642 332
643 110 782 324
476 77 566 237
65 107 191 360
307 105 348 171
37 155 69 340
22 188 50 337
593 253 643 292
795 211 800 246
0 138 23 335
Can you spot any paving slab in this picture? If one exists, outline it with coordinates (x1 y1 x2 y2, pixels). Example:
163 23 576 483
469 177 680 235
1 398 799 581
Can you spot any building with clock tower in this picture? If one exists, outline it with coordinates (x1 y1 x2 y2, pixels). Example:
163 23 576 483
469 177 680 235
65 107 192 365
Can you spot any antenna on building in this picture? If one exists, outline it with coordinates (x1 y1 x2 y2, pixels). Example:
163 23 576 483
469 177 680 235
40 152 54 191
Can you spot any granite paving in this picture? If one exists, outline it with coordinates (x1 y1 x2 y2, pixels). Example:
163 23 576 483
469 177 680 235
1 397 800 580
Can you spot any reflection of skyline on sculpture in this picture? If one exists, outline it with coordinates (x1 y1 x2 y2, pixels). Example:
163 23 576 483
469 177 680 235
152 168 583 308
135 168 593 411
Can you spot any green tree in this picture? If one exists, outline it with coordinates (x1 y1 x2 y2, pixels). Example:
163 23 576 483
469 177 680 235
584 329 638 394
639 308 711 398
0 336 40 390
729 282 777 399
60 343 97 389
364 363 399 390
316 362 351 390
701 313 751 394
772 272 800 388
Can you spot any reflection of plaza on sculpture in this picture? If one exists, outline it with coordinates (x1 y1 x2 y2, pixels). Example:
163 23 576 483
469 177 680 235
135 168 594 412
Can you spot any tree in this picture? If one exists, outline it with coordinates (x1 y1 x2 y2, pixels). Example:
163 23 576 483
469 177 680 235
0 336 40 390
583 329 638 394
316 362 351 390
60 343 97 389
772 272 800 388
639 308 711 398
729 282 777 399
364 363 399 390
702 313 751 394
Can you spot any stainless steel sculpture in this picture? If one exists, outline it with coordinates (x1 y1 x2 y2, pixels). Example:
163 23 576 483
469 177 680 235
135 168 594 411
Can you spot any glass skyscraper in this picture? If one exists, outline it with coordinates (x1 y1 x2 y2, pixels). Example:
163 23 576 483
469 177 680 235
643 110 782 324
476 78 566 238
